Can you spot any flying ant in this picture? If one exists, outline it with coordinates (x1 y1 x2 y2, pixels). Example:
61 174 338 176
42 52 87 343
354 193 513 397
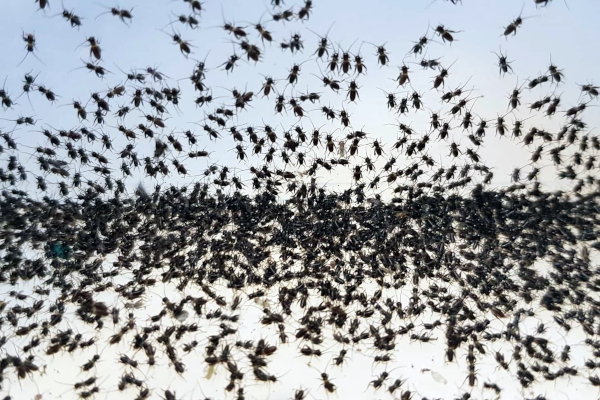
492 47 513 76
52 1 82 28
95 4 134 25
19 32 45 66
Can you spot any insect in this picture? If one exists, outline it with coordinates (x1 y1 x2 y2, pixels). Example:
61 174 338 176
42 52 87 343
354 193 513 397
52 2 83 28
508 80 526 111
288 62 305 85
320 372 336 393
366 41 389 66
168 13 200 29
435 24 461 43
79 37 102 60
35 0 49 10
433 61 457 90
19 32 45 66
70 59 110 78
95 5 134 25
161 29 193 57
503 4 534 37
347 80 360 102
221 52 240 73
235 40 261 62
396 64 411 87
492 47 513 76
548 56 564 83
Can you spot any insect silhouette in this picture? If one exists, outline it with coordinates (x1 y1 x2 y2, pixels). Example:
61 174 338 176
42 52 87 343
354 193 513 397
503 4 536 38
19 32 45 66
492 47 514 76
95 4 134 25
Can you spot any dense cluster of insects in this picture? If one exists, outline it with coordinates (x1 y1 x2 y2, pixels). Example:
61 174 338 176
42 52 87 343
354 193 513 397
0 0 599 399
